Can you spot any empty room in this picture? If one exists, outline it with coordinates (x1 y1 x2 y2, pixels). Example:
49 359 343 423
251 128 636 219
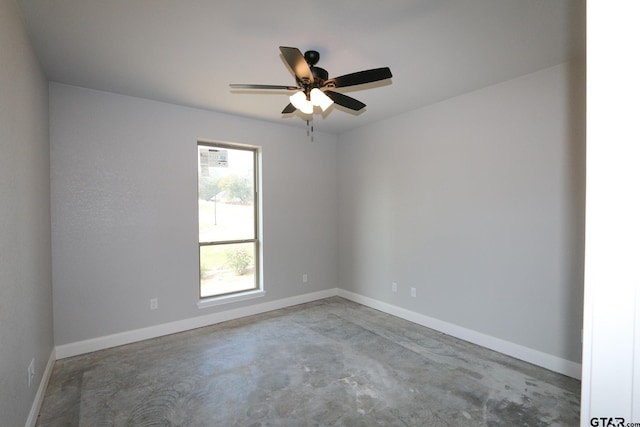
2 0 638 426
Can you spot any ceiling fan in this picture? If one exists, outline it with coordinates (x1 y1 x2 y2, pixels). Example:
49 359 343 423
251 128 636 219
230 46 392 115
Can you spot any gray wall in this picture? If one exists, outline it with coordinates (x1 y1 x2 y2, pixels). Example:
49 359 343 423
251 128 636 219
337 62 585 363
50 61 585 366
0 0 53 424
0 2 587 418
50 83 338 345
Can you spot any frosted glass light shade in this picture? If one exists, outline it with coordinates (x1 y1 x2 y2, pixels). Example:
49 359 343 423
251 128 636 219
310 88 334 111
289 91 313 114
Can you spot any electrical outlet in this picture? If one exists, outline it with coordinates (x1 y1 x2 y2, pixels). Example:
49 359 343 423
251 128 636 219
28 358 35 387
392 282 398 292
411 287 417 298
150 298 158 310
302 274 308 283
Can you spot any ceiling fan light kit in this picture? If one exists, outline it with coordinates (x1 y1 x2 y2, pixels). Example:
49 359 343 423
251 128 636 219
289 90 314 114
230 46 392 120
289 88 333 114
310 88 333 112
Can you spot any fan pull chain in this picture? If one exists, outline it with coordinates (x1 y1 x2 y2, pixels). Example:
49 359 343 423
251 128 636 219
306 119 315 142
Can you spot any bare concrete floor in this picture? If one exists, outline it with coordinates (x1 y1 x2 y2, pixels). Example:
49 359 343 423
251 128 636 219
37 297 580 426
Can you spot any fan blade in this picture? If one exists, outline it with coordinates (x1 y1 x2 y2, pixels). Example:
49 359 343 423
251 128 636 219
279 46 314 84
324 90 366 111
282 103 296 114
230 84 298 90
324 67 392 89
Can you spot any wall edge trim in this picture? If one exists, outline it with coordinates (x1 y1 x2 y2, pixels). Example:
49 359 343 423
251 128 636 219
337 289 582 379
55 288 339 359
55 287 581 379
25 348 56 427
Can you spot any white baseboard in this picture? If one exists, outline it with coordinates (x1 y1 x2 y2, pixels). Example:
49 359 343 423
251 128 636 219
54 287 581 379
55 288 339 359
336 289 582 380
25 348 56 427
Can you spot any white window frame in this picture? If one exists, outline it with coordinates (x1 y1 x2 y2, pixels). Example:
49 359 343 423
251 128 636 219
196 141 264 308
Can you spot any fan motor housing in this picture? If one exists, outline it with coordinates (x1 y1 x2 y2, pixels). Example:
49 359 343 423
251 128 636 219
304 50 328 84
311 66 328 83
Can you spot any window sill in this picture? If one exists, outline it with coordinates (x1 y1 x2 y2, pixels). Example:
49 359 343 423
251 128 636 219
197 289 265 309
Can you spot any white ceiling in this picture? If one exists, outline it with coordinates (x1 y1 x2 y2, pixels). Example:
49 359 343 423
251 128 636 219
16 0 585 134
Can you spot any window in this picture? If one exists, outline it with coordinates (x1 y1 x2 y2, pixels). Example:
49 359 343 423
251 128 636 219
197 142 260 300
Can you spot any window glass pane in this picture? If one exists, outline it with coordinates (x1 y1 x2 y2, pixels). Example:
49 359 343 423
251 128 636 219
200 242 257 298
198 146 255 243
